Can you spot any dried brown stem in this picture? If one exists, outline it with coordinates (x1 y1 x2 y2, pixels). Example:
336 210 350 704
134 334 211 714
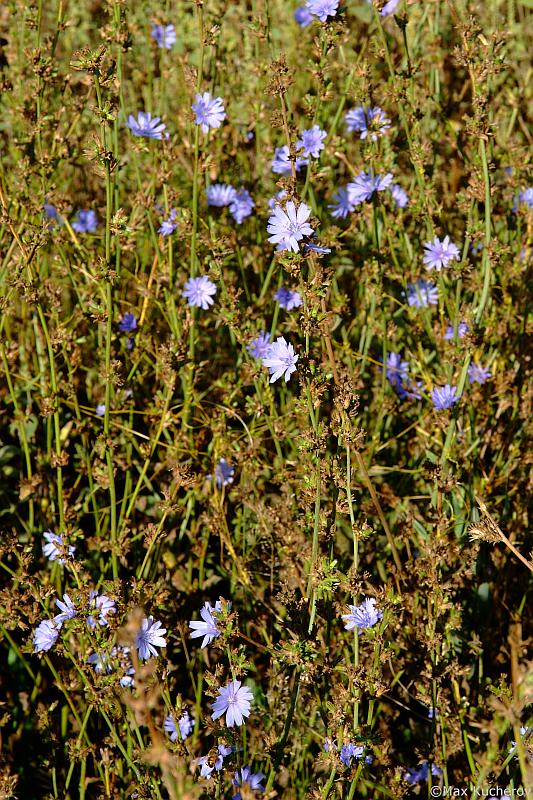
475 496 533 573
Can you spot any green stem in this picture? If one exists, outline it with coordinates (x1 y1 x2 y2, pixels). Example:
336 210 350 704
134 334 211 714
475 139 492 323
264 668 302 793
95 75 118 579
1 344 34 530
190 3 204 278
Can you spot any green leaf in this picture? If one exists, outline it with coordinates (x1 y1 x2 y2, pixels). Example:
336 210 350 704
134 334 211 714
0 445 19 465
9 414 38 440
413 520 428 539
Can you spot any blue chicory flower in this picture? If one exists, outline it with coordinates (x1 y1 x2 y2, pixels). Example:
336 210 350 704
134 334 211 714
342 598 383 633
347 171 393 205
423 235 460 271
214 459 235 488
44 200 63 227
444 320 468 340
54 594 77 627
367 0 401 15
405 280 439 308
345 105 391 140
306 0 339 22
151 23 176 49
182 276 217 309
87 591 116 629
267 201 313 252
390 183 409 208
467 363 491 385
229 189 255 224
271 145 309 175
197 744 234 778
518 187 533 209
118 647 136 687
189 600 230 648
403 380 424 400
329 186 355 218
232 766 265 799
211 680 253 727
135 616 167 661
43 531 75 564
127 112 167 140
297 125 327 158
294 6 314 26
263 337 299 383
33 619 59 653
87 651 113 674
380 0 400 14
268 190 287 210
72 210 98 233
247 331 271 360
381 352 409 395
274 287 303 311
340 743 365 767
207 183 237 207
405 762 443 784
119 313 138 334
88 646 135 686
430 384 461 410
158 209 177 236
324 738 371 766
164 710 194 742
192 92 226 133
305 242 332 255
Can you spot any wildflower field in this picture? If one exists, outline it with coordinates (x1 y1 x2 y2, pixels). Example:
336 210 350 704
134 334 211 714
0 0 532 797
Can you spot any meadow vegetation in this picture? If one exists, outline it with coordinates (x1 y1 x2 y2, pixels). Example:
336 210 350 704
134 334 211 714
0 0 532 797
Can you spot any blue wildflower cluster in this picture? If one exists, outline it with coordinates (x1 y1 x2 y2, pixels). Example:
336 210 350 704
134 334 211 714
405 762 443 784
323 737 373 767
380 353 422 401
345 105 391 141
33 534 166 672
206 183 255 224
